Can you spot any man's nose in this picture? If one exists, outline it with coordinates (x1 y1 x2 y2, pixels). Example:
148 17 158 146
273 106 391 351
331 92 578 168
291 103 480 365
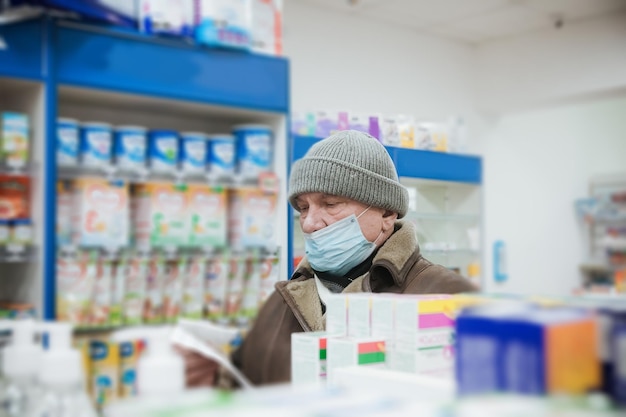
300 208 326 234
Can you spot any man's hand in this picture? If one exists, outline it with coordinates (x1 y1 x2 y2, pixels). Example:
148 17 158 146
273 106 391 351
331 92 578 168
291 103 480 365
174 345 220 388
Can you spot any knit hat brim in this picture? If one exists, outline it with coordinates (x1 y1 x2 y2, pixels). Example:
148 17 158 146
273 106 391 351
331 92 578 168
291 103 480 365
289 155 409 218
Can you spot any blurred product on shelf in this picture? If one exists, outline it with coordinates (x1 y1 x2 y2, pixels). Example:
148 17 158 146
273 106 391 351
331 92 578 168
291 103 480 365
57 117 276 183
207 134 236 180
147 129 179 175
0 175 30 219
195 0 251 50
57 118 79 167
55 248 280 330
233 124 273 181
80 122 113 169
576 183 626 294
70 179 130 248
292 110 468 153
1 111 30 170
131 183 190 250
1 0 283 55
138 0 194 37
250 0 282 55
228 187 278 250
0 301 36 319
180 132 209 176
114 125 147 174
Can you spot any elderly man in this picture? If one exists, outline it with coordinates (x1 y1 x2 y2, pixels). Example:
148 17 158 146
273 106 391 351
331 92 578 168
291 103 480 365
229 130 476 385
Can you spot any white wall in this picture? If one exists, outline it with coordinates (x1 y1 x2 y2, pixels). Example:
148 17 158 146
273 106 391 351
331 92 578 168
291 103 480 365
474 12 626 114
481 96 626 295
283 1 476 123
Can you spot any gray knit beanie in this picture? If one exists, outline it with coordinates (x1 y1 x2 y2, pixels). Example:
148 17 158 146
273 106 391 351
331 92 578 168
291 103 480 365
289 130 409 218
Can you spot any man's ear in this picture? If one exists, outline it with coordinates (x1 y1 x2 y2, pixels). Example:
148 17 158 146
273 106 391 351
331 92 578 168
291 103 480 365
382 210 398 231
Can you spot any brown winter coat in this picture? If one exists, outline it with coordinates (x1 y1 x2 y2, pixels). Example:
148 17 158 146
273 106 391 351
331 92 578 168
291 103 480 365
231 220 477 386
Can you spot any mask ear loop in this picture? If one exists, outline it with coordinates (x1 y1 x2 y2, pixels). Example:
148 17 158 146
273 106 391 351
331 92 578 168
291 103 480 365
357 206 384 246
356 205 372 219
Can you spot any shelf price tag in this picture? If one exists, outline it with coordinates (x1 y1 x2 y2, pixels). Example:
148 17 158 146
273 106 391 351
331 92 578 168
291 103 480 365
259 172 279 194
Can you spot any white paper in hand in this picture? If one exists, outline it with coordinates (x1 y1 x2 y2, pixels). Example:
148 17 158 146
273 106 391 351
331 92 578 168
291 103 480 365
170 324 253 390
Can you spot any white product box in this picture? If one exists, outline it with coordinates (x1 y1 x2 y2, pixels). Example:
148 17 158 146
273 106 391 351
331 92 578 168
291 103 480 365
327 337 386 386
347 293 372 338
394 295 456 351
325 294 349 336
250 0 282 56
387 346 455 377
291 331 331 387
370 294 397 345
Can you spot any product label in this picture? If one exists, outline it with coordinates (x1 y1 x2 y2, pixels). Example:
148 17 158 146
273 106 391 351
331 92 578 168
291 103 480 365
58 125 79 165
188 186 227 247
205 256 229 320
150 137 178 172
83 130 112 165
2 113 29 168
76 180 129 247
209 141 235 175
182 138 207 173
183 257 206 319
239 132 271 176
117 133 146 169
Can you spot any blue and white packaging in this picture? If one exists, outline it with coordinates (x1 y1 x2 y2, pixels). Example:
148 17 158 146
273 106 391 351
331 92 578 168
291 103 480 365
80 122 113 168
207 134 236 179
180 132 208 175
148 130 179 174
114 126 147 173
232 124 272 179
57 118 79 166
195 0 251 50
139 0 194 37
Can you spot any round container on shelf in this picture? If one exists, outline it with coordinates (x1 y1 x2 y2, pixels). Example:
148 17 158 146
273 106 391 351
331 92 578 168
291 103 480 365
180 132 209 175
148 130 179 174
232 124 273 179
80 122 113 168
114 125 147 173
57 118 79 167
11 219 33 245
207 134 236 179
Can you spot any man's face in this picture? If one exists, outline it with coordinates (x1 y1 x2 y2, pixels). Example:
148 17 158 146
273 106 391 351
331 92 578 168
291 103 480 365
294 192 386 243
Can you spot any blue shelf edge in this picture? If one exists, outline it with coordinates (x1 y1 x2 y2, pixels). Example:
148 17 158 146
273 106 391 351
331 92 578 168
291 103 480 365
292 135 483 184
55 21 289 113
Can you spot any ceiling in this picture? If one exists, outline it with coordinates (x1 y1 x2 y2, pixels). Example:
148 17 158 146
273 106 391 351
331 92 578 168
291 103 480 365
296 0 626 44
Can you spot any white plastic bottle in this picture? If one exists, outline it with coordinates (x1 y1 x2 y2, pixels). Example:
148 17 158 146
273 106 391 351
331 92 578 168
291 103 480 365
106 327 213 417
1 319 42 417
106 327 184 417
27 322 98 417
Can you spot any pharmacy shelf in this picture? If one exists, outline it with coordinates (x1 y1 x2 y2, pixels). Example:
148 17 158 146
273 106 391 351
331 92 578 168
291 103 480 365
0 17 291 320
291 135 482 184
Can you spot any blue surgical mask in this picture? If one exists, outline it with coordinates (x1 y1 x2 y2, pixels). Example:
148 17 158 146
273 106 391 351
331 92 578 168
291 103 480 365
304 207 382 276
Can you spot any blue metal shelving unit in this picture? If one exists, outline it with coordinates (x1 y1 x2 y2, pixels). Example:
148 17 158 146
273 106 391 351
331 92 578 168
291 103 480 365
0 17 290 320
